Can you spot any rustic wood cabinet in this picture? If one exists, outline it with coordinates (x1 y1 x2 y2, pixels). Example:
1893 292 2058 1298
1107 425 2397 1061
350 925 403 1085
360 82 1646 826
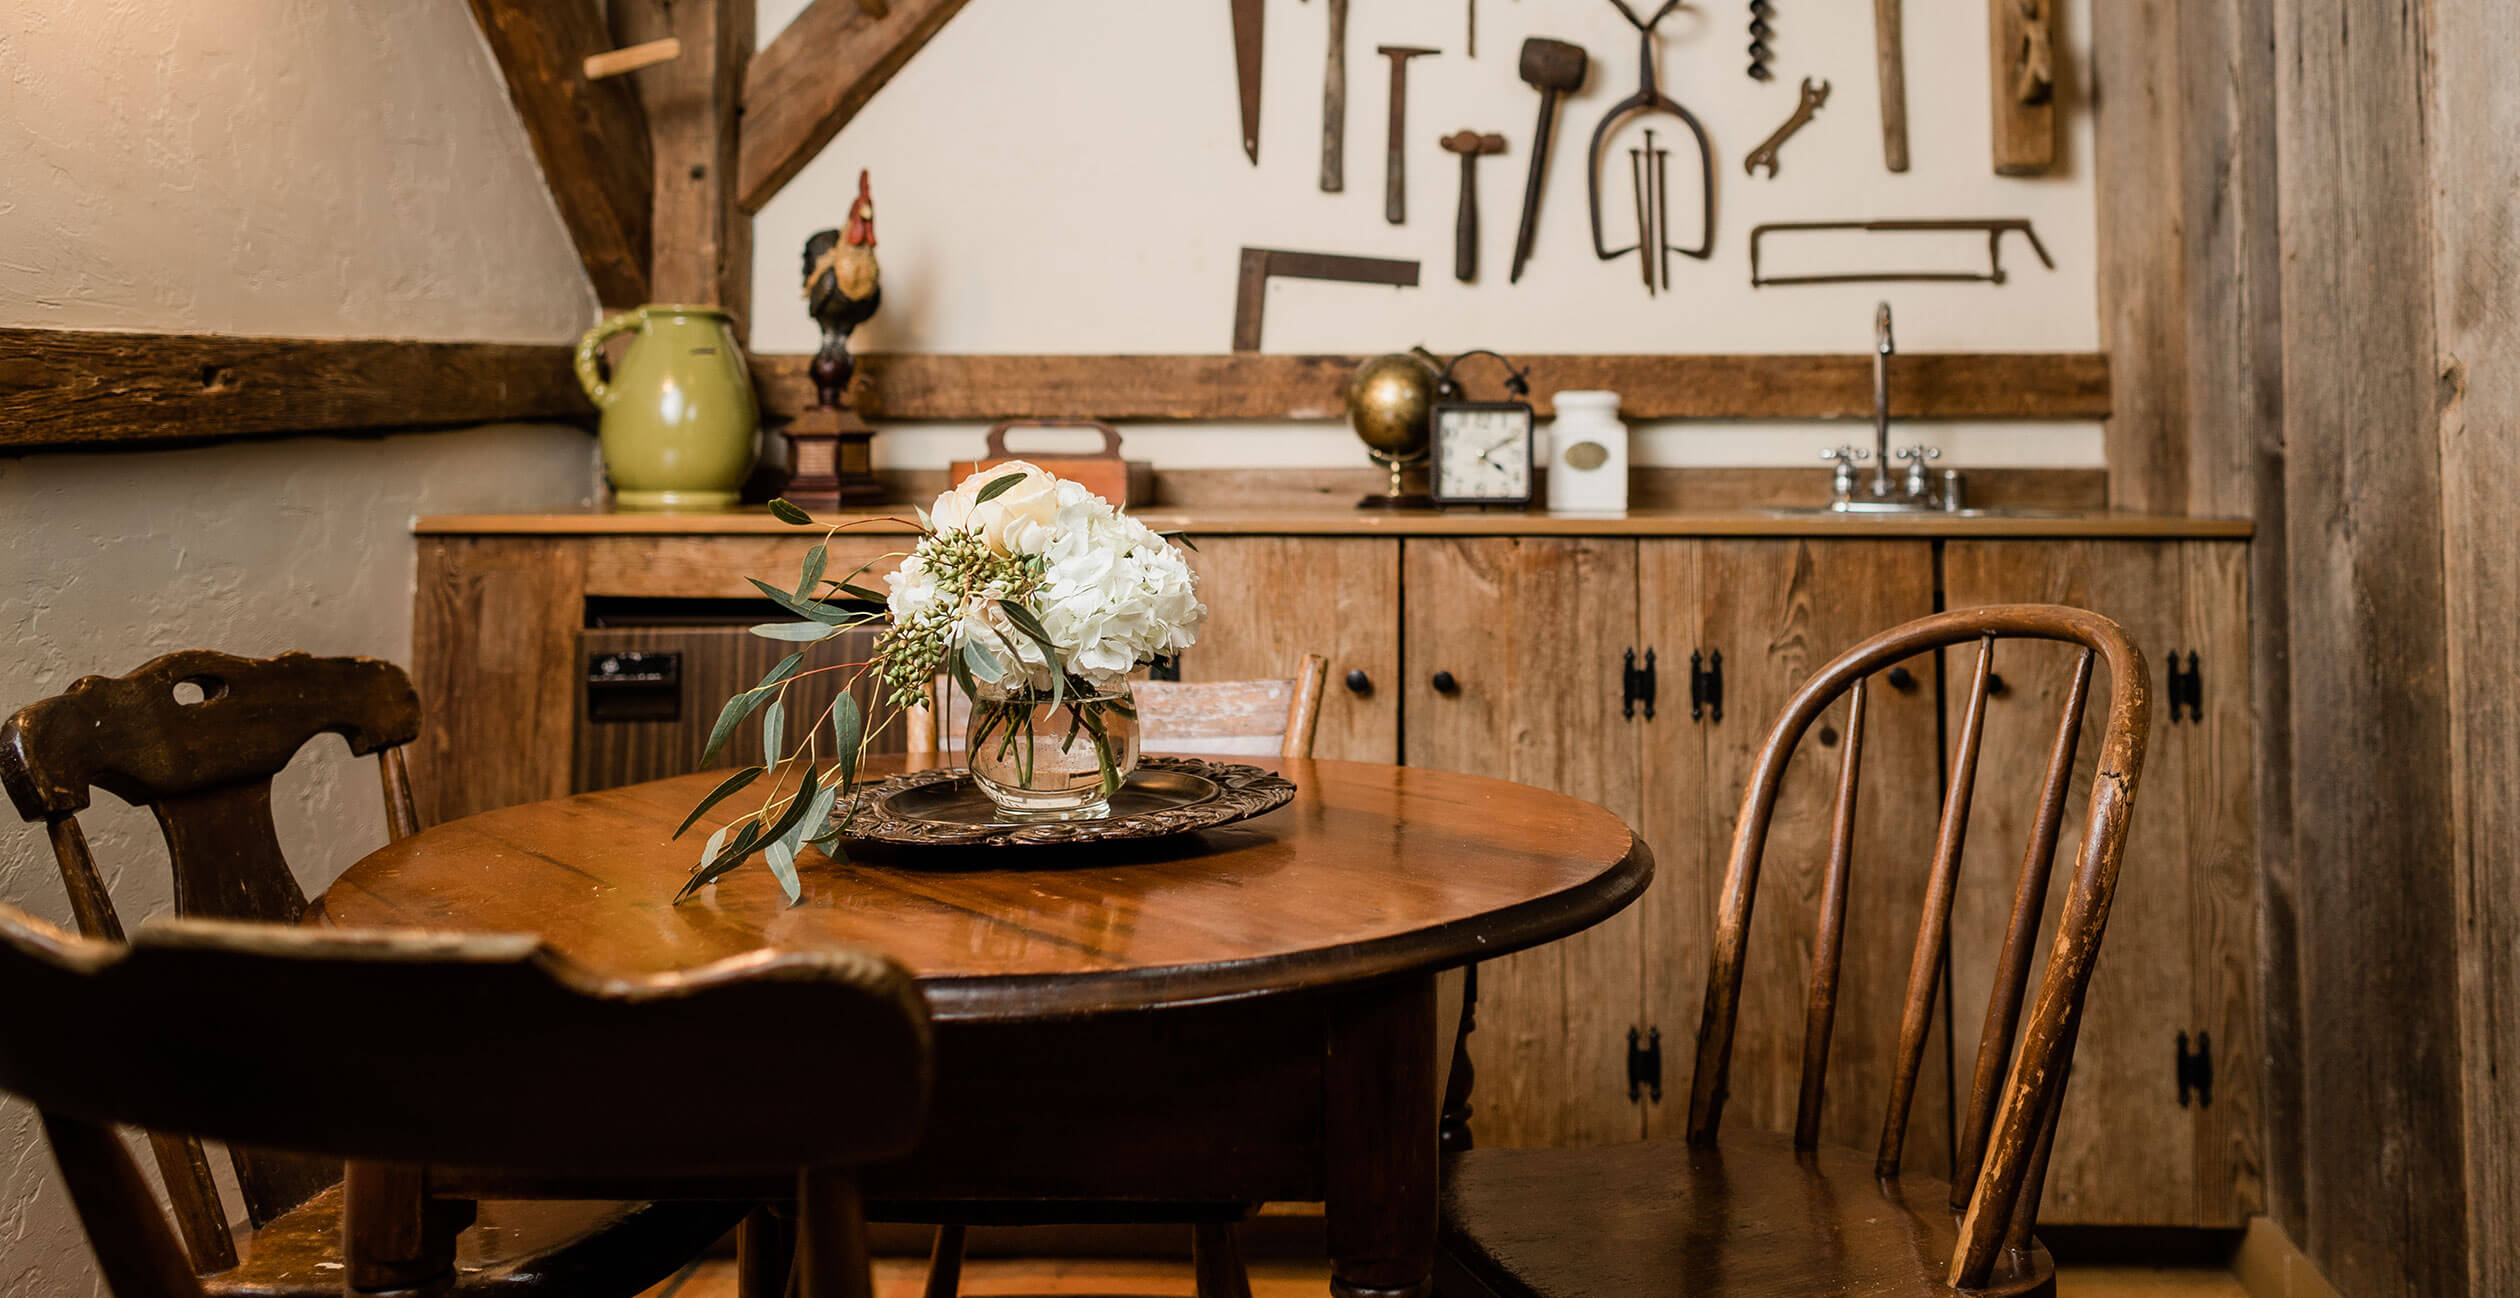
410 510 2255 1228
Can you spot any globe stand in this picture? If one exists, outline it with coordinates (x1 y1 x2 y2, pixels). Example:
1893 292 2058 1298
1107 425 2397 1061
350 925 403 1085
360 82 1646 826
1357 449 1436 510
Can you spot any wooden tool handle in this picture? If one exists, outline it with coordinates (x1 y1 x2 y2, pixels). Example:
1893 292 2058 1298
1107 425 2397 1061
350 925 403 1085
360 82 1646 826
1873 0 1910 172
1455 154 1480 282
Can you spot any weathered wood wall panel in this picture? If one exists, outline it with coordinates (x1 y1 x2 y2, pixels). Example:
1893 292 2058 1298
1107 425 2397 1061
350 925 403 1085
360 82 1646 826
0 330 587 451
2426 0 2520 1291
2271 0 2469 1292
754 352 2114 424
463 0 654 306
614 0 753 326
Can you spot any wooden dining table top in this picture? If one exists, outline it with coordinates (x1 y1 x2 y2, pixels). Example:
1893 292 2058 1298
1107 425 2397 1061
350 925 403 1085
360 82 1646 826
317 756 1652 1023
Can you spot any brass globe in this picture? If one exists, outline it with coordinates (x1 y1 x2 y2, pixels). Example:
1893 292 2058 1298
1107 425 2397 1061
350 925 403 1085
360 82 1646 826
1345 353 1438 459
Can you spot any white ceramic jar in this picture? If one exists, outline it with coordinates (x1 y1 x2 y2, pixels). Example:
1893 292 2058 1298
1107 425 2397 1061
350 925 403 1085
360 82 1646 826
1545 390 1630 514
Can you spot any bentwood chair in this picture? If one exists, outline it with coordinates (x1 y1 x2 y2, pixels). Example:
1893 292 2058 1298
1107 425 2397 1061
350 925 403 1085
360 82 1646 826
0 901 929 1298
903 652 1328 1298
0 651 747 1296
1438 605 2153 1298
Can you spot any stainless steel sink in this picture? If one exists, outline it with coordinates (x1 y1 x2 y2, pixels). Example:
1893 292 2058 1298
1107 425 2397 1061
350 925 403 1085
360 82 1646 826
1749 504 2078 519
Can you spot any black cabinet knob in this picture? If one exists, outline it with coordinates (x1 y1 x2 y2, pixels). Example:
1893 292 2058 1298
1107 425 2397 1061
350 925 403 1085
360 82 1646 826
1431 670 1459 695
1885 666 1917 692
1345 668 1372 695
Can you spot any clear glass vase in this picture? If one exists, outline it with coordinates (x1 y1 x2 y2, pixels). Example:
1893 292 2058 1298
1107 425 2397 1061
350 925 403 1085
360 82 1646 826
965 679 1140 819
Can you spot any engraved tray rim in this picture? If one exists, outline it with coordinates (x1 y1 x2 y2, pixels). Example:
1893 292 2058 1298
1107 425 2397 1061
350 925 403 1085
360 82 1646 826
833 756 1297 847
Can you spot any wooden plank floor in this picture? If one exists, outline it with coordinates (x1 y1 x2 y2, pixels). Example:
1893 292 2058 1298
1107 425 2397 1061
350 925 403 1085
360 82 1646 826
643 1256 2250 1298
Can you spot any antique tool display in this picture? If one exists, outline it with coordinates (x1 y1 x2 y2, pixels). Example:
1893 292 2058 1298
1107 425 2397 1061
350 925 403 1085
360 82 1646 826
1624 130 1668 295
1990 0 2058 174
1743 77 1828 178
1873 0 1909 171
1428 349 1536 508
1312 0 1349 191
1233 0 1265 164
1441 131 1508 282
1346 350 1444 508
1586 0 1716 285
1746 0 1773 80
1232 247 1422 351
1465 0 1477 58
785 173 884 508
1747 217 2054 286
1378 45 1440 224
1509 38 1590 283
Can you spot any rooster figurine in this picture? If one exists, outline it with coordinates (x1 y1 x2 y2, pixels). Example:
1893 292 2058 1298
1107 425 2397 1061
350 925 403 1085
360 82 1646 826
802 170 881 408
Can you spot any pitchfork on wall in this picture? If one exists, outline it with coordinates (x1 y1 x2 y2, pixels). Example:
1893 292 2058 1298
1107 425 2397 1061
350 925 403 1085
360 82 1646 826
1585 0 1717 294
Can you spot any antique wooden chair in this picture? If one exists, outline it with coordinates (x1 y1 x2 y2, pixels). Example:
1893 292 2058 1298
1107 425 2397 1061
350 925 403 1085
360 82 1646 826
0 650 746 1295
907 653 1329 761
1437 605 2152 1298
902 652 1327 1298
0 900 929 1298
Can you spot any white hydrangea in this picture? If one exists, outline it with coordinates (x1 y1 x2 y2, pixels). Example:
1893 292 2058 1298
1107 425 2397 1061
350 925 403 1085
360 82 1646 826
887 463 1205 694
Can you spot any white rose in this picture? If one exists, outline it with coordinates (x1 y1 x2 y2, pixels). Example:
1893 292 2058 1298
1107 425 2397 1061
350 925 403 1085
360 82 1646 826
932 461 1063 554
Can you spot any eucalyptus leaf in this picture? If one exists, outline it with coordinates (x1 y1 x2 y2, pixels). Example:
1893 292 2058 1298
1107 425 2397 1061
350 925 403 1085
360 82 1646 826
747 577 850 625
832 693 863 786
837 582 890 604
1160 530 1201 552
795 543 829 600
762 700 785 765
758 763 823 848
767 498 815 525
750 621 837 641
758 650 807 689
677 819 763 900
763 840 801 904
915 505 933 531
996 599 1057 651
672 765 763 839
699 686 773 767
971 471 1028 505
962 639 1006 683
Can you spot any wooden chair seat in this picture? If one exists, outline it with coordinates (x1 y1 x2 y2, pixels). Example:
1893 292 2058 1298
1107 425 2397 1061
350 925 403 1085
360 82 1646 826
206 1186 746 1298
1437 1131 2053 1298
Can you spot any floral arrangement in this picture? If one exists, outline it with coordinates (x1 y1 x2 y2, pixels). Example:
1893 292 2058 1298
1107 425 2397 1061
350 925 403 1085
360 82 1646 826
673 462 1206 902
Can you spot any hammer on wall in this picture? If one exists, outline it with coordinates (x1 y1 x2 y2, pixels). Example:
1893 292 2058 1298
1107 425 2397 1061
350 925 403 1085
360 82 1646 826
1441 130 1508 282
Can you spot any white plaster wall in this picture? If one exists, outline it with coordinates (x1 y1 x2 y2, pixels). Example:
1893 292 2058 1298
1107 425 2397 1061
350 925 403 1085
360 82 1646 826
753 0 2104 472
0 4 599 1295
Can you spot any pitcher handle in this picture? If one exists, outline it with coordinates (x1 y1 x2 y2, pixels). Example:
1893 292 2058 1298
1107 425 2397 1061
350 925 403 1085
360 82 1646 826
574 307 649 408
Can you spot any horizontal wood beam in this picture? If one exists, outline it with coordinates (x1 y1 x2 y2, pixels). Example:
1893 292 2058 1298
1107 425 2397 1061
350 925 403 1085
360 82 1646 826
737 0 973 213
752 352 2113 422
0 329 588 452
466 0 655 306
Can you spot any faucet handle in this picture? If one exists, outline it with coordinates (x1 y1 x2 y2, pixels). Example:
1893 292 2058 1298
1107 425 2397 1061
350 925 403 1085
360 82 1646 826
1823 445 1871 465
1893 445 1941 464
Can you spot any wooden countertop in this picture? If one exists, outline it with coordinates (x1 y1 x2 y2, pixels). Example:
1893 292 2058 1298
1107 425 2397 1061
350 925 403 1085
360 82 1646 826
415 508 2253 540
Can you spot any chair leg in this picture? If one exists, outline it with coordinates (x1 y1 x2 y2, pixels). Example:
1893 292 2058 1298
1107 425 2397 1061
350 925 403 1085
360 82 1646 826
922 1224 967 1298
739 1205 799 1298
795 1169 873 1298
1191 1223 1253 1298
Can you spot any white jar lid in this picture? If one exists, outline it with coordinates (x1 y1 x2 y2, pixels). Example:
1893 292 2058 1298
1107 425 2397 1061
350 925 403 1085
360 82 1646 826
1552 390 1621 409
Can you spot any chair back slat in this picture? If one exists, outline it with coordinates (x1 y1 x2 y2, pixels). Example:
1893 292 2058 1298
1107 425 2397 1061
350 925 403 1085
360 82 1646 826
0 907 931 1177
1793 678 1867 1150
1951 647 2093 1208
1680 605 2149 1292
1876 635 1995 1177
42 1113 207 1298
1 650 426 1237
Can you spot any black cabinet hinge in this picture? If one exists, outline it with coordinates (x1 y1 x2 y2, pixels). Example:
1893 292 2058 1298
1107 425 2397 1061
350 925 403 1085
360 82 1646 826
1623 648 1657 720
1149 653 1182 682
1689 649 1724 723
2166 651 2202 723
2176 1030 2213 1107
1627 1026 1663 1102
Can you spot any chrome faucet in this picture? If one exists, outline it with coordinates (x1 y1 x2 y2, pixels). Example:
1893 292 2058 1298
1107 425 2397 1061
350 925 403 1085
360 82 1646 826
1822 301 1963 513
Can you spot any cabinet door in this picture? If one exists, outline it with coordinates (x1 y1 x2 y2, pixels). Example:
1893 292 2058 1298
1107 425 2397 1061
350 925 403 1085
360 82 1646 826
1178 537 1401 763
1405 537 1646 1148
1641 540 1946 1176
1941 540 2258 1226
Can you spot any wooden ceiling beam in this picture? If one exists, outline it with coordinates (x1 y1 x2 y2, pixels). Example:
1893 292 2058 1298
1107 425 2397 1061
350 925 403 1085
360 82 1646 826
612 0 751 323
466 0 655 307
737 0 974 213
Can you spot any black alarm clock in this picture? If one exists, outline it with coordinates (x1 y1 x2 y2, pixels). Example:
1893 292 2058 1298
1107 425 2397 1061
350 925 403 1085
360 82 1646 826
1426 350 1536 509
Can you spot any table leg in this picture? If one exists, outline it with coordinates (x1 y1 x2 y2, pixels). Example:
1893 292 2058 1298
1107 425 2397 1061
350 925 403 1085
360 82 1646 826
738 1204 797 1298
1324 974 1438 1298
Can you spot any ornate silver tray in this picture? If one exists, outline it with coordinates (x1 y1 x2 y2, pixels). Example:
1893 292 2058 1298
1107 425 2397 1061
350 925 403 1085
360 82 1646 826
833 757 1296 847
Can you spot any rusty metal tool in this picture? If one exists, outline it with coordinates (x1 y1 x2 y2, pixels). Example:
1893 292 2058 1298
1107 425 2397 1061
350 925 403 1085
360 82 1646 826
1466 0 1477 57
1743 77 1828 178
1440 131 1507 282
1310 0 1349 191
1508 37 1589 283
1586 0 1714 267
1232 247 1422 351
1873 0 1909 171
1747 0 1773 80
1378 45 1440 224
1746 218 2054 287
1233 0 1264 164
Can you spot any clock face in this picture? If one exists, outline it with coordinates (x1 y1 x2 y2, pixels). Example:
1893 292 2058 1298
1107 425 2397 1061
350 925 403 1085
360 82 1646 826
1432 404 1535 504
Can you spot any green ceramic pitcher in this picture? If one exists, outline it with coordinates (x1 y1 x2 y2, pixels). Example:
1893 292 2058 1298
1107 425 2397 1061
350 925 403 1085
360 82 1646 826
576 304 759 512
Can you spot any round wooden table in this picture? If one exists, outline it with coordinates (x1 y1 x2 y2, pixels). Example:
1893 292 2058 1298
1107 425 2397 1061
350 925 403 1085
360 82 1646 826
321 756 1650 1298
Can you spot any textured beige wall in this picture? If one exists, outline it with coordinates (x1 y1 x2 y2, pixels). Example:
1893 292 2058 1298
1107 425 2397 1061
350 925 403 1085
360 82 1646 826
0 4 598 1292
